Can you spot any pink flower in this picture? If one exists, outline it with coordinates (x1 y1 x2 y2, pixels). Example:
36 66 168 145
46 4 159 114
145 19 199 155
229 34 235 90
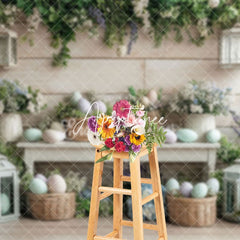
136 110 144 117
136 118 146 127
113 100 131 118
125 113 136 127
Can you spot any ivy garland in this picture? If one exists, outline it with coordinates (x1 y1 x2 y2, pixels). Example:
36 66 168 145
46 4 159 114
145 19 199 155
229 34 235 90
0 0 240 66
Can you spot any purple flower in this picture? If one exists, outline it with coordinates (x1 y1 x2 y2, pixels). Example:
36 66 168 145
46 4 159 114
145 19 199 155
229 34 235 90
88 116 98 132
132 144 141 153
125 135 131 146
124 145 130 152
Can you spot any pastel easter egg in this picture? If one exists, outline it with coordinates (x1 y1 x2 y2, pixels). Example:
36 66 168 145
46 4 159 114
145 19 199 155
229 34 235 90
147 89 158 103
166 178 180 195
206 129 221 143
207 178 220 196
29 178 48 194
141 96 151 107
1 193 10 215
23 128 42 142
50 121 65 132
42 129 65 144
180 181 193 197
35 173 47 183
191 183 208 198
71 91 82 105
48 174 67 193
176 128 198 143
165 128 177 144
78 98 91 113
92 100 107 113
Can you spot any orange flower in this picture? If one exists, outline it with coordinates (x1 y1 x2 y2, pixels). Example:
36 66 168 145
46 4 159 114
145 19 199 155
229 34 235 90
97 115 115 139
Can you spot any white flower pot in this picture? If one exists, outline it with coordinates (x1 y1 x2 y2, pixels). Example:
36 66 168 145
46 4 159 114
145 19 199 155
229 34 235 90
185 114 216 142
0 113 23 142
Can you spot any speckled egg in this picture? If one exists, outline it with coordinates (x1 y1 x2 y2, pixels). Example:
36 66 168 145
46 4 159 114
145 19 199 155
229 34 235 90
176 129 198 143
71 91 82 105
191 183 208 198
78 98 91 113
23 128 42 142
166 178 180 195
206 129 221 143
92 100 107 113
147 89 158 103
29 178 48 194
1 193 10 215
50 122 65 132
35 173 47 183
42 129 65 144
207 178 220 196
48 174 67 193
180 181 193 197
165 128 177 144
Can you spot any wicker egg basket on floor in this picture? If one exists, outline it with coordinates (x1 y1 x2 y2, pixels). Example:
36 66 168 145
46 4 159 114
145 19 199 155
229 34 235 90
167 194 217 227
27 192 76 221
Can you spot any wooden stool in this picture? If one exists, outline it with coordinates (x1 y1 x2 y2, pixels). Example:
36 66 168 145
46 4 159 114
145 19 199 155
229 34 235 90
87 145 167 240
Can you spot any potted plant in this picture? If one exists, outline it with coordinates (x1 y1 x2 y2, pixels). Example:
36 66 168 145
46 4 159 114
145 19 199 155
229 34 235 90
0 80 46 142
171 80 231 141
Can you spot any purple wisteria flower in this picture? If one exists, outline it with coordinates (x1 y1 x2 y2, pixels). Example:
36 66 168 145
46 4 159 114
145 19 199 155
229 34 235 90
88 116 98 132
132 144 141 153
124 135 131 146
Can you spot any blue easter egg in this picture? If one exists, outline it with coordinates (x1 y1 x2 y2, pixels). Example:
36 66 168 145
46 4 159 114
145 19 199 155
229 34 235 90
176 129 198 143
206 129 221 143
24 128 42 142
166 178 180 195
1 193 10 215
180 181 193 197
207 178 220 196
29 178 48 194
78 98 91 113
191 183 208 198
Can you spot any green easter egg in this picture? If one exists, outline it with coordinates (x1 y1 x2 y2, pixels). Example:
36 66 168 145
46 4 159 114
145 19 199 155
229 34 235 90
24 128 42 142
177 129 198 143
1 193 10 215
29 178 48 194
206 129 221 143
166 178 180 195
71 91 82 105
191 183 208 198
207 178 220 196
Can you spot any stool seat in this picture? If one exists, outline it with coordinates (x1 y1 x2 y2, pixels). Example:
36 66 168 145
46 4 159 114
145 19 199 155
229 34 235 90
87 145 168 240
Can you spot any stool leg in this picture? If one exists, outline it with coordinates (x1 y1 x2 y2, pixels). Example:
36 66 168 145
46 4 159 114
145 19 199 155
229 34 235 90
149 147 168 240
113 158 123 238
87 150 104 240
130 156 144 240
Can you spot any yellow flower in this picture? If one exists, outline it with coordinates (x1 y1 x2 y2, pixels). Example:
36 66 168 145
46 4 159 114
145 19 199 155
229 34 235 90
97 115 115 139
130 132 146 145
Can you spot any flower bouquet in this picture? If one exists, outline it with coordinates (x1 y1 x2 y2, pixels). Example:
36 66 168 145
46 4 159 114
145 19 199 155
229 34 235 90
87 100 166 163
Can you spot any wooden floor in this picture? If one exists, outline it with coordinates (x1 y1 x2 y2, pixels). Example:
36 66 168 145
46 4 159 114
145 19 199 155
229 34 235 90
0 217 239 240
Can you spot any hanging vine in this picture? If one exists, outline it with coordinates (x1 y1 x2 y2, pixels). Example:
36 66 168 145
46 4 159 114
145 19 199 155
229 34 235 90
0 0 240 66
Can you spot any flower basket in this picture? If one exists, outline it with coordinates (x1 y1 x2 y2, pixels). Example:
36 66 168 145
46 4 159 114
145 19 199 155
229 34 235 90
27 192 76 221
167 194 217 227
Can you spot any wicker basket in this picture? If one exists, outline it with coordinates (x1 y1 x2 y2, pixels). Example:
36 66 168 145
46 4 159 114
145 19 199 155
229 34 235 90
167 194 217 227
27 192 76 221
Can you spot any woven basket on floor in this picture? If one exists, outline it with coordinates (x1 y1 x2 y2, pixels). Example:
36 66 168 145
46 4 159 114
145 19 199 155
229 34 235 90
167 194 217 227
27 192 76 221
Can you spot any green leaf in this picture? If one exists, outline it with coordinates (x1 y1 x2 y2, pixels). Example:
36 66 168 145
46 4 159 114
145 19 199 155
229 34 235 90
129 151 138 163
96 152 113 163
98 145 110 152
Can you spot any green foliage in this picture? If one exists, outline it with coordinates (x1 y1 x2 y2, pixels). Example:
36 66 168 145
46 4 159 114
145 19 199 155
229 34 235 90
217 136 240 165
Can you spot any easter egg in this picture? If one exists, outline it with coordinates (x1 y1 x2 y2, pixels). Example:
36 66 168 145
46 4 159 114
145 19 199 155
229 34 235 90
50 122 65 132
166 178 180 195
207 178 220 196
42 129 65 144
23 128 42 142
206 129 221 143
176 129 198 143
147 89 158 103
191 183 208 198
48 174 67 193
165 128 177 144
180 181 193 197
92 100 107 113
1 193 10 215
141 96 151 107
35 173 47 183
29 178 48 194
78 98 91 113
71 91 82 105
